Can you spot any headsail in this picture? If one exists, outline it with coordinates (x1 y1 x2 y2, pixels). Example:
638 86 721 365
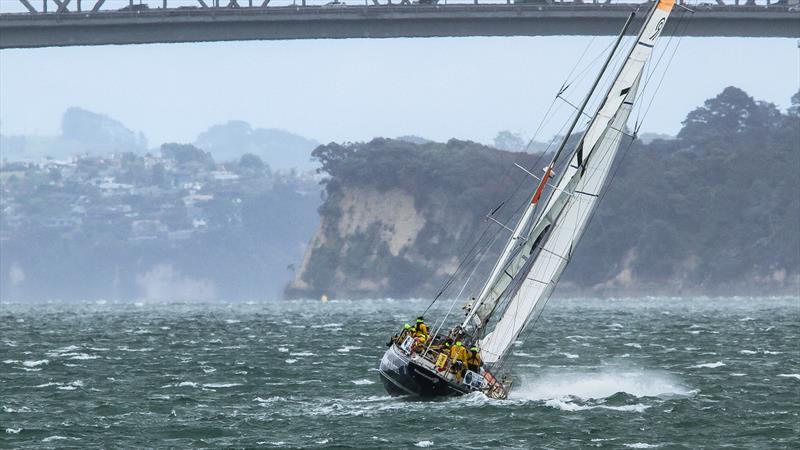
479 0 676 364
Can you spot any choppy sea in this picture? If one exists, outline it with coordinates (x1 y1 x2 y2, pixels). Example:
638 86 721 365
1 297 798 448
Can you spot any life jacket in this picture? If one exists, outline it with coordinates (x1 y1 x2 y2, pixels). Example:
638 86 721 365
467 351 482 369
449 344 468 364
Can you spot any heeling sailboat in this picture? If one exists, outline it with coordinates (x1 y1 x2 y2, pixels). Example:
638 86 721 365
378 0 676 399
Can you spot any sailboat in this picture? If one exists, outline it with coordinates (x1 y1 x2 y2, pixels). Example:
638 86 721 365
378 0 677 399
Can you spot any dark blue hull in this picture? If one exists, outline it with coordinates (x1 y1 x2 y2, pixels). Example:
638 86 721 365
378 344 470 397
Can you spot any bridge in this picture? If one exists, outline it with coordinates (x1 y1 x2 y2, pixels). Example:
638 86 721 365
1 1 798 48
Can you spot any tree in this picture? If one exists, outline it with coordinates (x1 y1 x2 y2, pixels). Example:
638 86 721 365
160 143 214 167
494 131 526 152
311 142 356 179
239 153 266 171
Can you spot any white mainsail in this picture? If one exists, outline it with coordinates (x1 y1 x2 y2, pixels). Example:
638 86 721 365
479 0 676 364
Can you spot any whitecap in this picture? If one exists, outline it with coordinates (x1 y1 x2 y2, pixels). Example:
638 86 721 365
3 359 19 364
3 406 31 413
203 383 242 388
254 396 284 403
778 374 800 380
5 428 22 434
730 373 747 377
278 347 289 353
34 382 61 388
561 352 579 359
624 343 642 349
42 436 75 442
285 359 297 364
69 353 99 360
311 323 343 329
54 345 81 353
415 440 434 447
763 350 782 355
22 360 48 368
690 362 725 369
225 319 241 324
351 379 375 385
55 380 83 391
289 352 315 357
337 346 362 353
739 350 758 355
624 444 660 449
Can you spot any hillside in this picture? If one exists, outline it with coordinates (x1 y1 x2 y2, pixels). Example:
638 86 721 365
286 87 800 299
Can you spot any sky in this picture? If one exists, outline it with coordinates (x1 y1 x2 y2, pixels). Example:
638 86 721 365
0 31 797 148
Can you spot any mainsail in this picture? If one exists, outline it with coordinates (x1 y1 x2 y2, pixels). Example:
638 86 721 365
476 0 676 364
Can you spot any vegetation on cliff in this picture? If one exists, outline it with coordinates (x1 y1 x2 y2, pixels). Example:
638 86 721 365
287 87 800 299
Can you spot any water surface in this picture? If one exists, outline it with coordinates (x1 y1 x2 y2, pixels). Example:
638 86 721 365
2 297 798 448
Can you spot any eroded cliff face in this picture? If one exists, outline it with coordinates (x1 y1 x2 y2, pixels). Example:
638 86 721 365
286 186 465 298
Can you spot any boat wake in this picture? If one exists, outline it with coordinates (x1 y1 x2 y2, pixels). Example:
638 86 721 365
509 368 694 409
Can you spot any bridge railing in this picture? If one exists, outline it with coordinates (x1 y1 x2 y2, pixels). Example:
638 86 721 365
2 0 797 15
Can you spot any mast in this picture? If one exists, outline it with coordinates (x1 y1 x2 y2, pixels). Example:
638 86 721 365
461 12 636 331
477 0 677 365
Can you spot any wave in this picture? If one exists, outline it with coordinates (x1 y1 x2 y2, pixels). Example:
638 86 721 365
544 399 649 413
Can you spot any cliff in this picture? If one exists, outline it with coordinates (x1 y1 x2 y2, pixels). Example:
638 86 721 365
286 87 800 299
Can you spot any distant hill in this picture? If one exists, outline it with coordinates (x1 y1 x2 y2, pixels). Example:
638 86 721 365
61 107 148 155
194 120 320 171
286 87 800 299
0 107 147 161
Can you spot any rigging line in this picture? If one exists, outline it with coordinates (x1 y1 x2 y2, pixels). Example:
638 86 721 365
559 35 599 95
423 228 499 357
562 37 619 97
556 95 594 121
637 11 693 131
422 221 495 315
635 6 693 128
431 213 508 312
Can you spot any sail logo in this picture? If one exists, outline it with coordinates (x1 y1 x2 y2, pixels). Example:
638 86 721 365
649 18 666 41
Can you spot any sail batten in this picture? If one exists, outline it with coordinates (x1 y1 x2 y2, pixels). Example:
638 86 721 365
479 0 675 365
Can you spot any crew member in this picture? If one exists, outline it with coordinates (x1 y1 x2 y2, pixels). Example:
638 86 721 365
467 346 482 373
415 316 429 337
449 341 468 382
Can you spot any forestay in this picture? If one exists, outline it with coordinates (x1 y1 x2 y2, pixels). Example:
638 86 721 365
479 0 676 364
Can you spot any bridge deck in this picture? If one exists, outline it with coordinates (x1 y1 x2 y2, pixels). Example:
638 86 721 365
1 4 798 48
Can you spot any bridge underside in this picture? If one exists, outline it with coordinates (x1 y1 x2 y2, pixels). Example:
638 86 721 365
1 6 798 49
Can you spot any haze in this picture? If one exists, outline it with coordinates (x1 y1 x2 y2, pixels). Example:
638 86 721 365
1 35 797 146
